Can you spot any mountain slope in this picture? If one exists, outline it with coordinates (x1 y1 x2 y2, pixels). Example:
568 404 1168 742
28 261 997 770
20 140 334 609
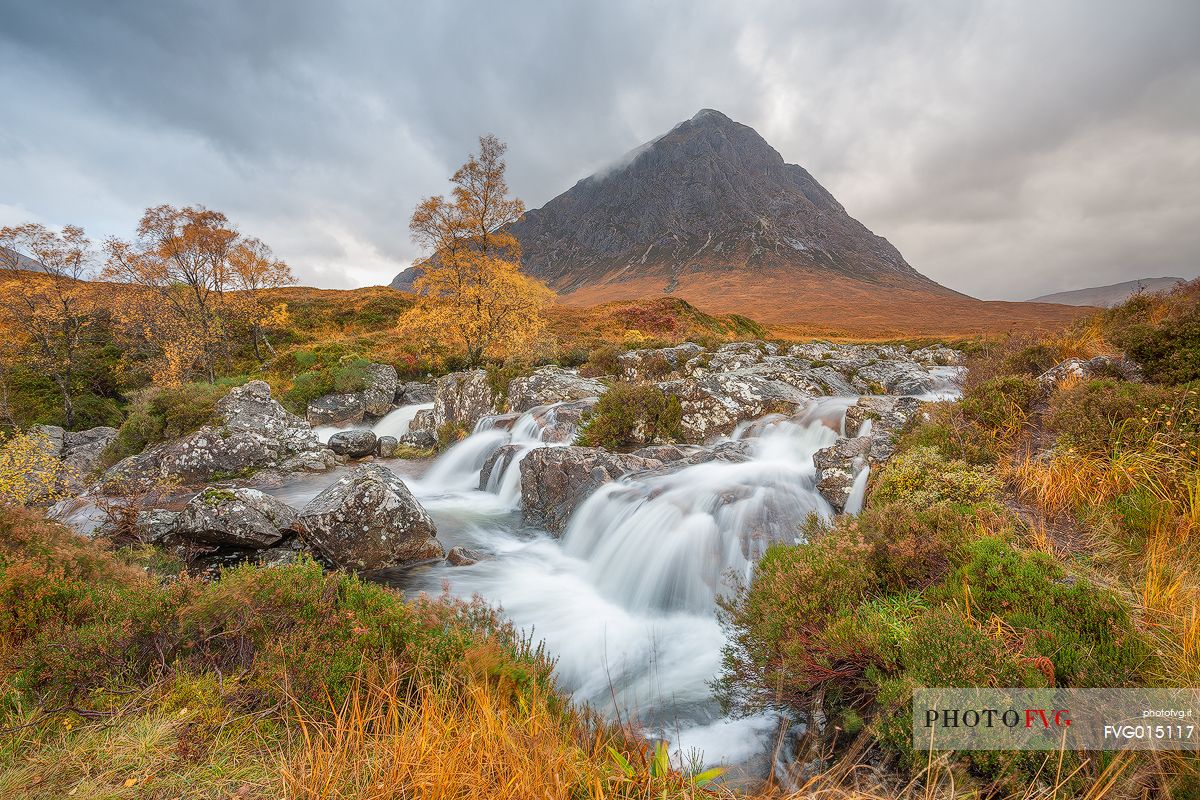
1030 277 1186 307
509 109 956 301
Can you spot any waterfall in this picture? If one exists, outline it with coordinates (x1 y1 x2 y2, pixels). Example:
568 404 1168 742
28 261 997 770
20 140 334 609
314 401 434 444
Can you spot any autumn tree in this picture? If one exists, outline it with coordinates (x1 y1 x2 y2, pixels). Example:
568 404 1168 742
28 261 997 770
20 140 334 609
400 135 553 367
103 205 293 383
226 236 296 361
0 223 98 427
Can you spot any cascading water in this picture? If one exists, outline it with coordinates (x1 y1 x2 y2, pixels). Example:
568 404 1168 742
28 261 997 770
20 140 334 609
314 402 434 444
372 398 856 775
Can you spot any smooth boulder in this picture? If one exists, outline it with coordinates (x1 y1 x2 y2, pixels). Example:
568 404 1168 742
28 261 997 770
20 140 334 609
328 429 378 458
292 464 443 570
174 487 297 549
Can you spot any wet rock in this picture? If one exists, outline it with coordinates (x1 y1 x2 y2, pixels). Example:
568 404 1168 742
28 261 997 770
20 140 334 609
477 412 522 432
814 437 870 512
520 447 663 534
328 429 378 459
376 435 399 458
433 369 497 430
447 546 484 566
258 538 306 567
398 429 437 450
293 464 443 570
624 440 754 480
397 380 435 404
628 444 704 462
526 397 598 444
174 487 297 549
507 367 606 412
479 444 526 490
306 393 367 426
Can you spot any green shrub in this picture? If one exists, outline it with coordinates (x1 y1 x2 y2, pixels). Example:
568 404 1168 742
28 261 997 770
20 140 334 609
1045 379 1183 454
896 403 1000 465
486 361 532 410
871 446 1001 508
1105 286 1200 384
103 379 245 464
280 356 372 413
1001 343 1063 377
578 344 623 378
932 537 1149 688
436 421 470 450
959 375 1041 430
576 383 682 449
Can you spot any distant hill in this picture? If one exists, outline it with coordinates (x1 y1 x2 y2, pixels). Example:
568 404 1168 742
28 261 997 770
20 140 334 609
1029 277 1187 307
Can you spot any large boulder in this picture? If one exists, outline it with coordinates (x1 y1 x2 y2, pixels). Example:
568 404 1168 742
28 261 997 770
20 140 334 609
292 464 443 570
306 393 367 426
478 443 527 491
61 426 118 478
328 429 378 459
361 363 399 417
101 381 332 491
397 380 435 404
618 342 705 381
814 437 871 513
433 370 497 431
173 487 297 549
660 369 816 443
507 367 606 412
519 447 663 534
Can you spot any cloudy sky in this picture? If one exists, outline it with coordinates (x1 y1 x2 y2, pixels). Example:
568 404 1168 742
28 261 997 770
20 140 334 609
1 0 1197 300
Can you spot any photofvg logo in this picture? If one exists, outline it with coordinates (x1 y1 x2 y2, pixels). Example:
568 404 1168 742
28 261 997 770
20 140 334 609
913 688 1200 751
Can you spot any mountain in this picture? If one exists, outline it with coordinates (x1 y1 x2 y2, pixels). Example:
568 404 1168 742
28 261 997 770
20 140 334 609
1029 277 1186 308
509 108 953 299
0 246 43 272
393 109 1088 335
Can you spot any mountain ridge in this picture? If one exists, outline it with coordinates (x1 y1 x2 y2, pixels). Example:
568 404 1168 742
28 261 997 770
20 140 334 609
1029 277 1187 307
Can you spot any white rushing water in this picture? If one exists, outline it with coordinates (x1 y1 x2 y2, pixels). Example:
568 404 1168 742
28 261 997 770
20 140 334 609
314 401 434 444
301 397 853 777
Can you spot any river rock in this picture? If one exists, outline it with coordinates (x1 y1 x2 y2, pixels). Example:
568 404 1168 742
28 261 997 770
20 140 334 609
292 464 443 570
659 369 816 443
478 444 527 490
376 435 399 458
328 429 378 458
814 437 871 513
447 546 483 566
433 369 497 431
520 447 664 534
361 363 399 417
527 397 598 444
306 393 367 426
507 367 606 413
94 507 180 543
100 381 332 492
619 342 704 381
397 380 436 404
174 487 297 549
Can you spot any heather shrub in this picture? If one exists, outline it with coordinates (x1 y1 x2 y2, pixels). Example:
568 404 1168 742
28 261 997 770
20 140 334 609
871 446 1001 508
280 355 371 413
1045 378 1185 454
959 374 1040 432
1104 279 1200 384
577 383 683 449
578 343 623 378
895 402 1000 465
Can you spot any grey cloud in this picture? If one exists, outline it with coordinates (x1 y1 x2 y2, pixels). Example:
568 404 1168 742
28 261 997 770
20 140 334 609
0 0 1196 298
